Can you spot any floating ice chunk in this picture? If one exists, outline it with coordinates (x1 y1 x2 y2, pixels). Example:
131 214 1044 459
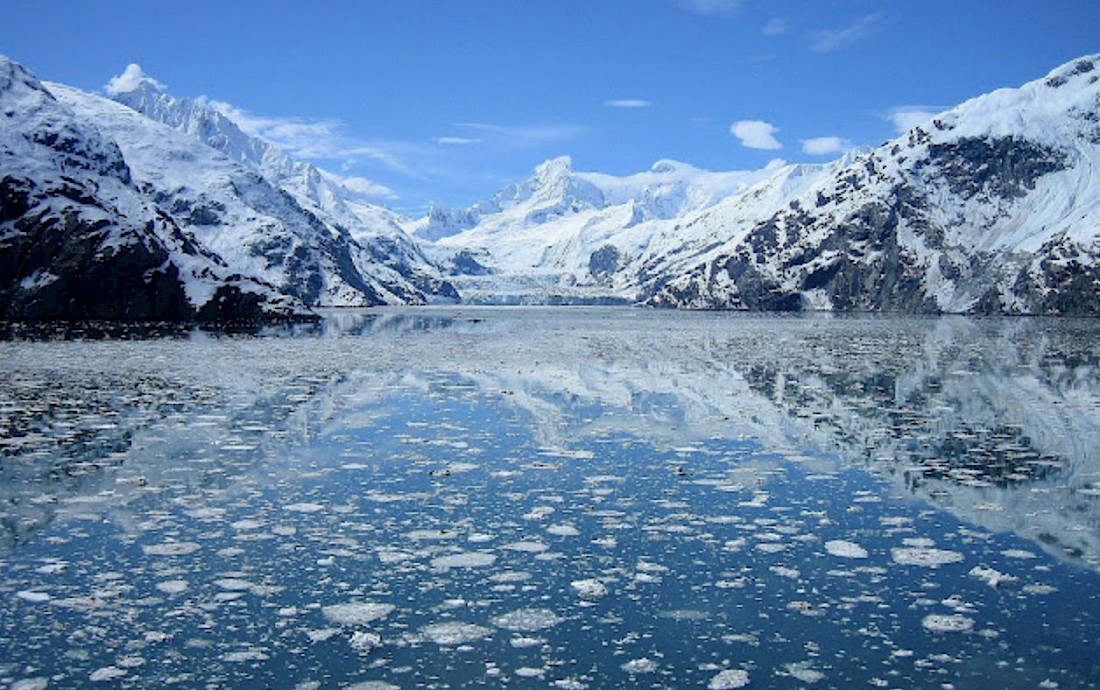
284 502 324 513
708 668 750 688
430 552 497 570
969 565 1019 588
1024 583 1058 595
825 540 868 558
345 682 399 690
90 667 127 682
214 578 254 591
420 622 493 645
547 523 581 536
524 506 555 521
222 648 269 662
492 608 563 631
1002 549 1037 559
553 679 588 689
921 614 975 632
142 541 200 556
349 630 382 655
786 661 825 683
156 580 189 594
571 578 608 599
15 590 50 603
407 529 460 541
10 678 48 690
323 602 396 626
510 635 545 648
516 667 545 678
891 547 964 567
621 658 659 674
771 565 800 579
505 540 550 553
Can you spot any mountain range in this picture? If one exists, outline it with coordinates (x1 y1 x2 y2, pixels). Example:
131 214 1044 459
2 52 1100 321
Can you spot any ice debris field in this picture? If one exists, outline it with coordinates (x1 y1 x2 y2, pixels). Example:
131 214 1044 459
1 308 1099 688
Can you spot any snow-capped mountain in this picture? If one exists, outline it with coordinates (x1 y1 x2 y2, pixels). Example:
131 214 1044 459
420 54 1100 314
99 67 456 306
0 56 309 322
411 155 814 303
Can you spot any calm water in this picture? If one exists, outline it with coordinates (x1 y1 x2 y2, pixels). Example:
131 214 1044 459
1 308 1098 689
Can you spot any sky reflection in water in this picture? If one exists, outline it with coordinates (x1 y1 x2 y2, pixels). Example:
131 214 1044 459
1 308 1099 689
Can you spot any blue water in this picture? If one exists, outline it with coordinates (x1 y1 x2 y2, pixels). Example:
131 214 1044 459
1 309 1099 688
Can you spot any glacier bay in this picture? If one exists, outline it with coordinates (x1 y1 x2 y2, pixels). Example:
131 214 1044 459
1 309 1099 688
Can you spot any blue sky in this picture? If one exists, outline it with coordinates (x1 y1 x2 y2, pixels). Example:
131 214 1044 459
3 0 1099 213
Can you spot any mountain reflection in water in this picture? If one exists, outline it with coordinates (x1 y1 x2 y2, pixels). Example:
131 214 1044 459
2 309 1098 568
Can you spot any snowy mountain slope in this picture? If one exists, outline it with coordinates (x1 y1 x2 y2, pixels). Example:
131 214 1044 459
104 67 456 304
641 55 1100 314
412 156 810 303
0 56 310 322
49 82 424 307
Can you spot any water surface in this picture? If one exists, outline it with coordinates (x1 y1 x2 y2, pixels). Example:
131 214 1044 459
1 308 1098 688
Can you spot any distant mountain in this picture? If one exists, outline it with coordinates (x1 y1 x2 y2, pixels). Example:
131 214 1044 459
420 54 1100 314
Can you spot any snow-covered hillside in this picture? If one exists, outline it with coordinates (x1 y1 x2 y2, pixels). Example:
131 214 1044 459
411 156 826 303
0 56 309 322
419 54 1100 314
101 67 456 306
641 55 1100 313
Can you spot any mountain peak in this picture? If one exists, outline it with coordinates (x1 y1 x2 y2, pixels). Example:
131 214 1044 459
104 63 165 96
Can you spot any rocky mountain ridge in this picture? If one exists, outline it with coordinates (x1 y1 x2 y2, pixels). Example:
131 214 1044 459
421 54 1100 314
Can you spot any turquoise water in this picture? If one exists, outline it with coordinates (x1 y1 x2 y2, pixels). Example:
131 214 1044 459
1 309 1098 688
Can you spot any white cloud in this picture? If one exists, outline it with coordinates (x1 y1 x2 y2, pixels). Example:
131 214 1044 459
886 107 940 133
435 136 482 145
322 172 396 199
762 18 788 36
605 99 652 108
204 98 420 177
104 63 165 96
730 120 782 150
676 0 744 17
811 13 883 53
801 136 851 155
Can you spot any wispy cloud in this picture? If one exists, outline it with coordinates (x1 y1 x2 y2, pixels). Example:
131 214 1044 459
203 98 422 178
605 99 652 108
885 106 943 134
800 136 852 155
730 119 782 150
675 0 745 17
762 17 788 37
811 13 883 53
456 122 588 149
317 169 396 199
434 136 482 145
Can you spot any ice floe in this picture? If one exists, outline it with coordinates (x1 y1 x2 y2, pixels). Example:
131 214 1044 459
921 613 975 633
491 608 562 631
891 546 964 567
708 668 750 689
322 602 396 625
825 539 868 558
420 622 493 645
430 551 497 570
571 578 608 599
620 657 659 674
